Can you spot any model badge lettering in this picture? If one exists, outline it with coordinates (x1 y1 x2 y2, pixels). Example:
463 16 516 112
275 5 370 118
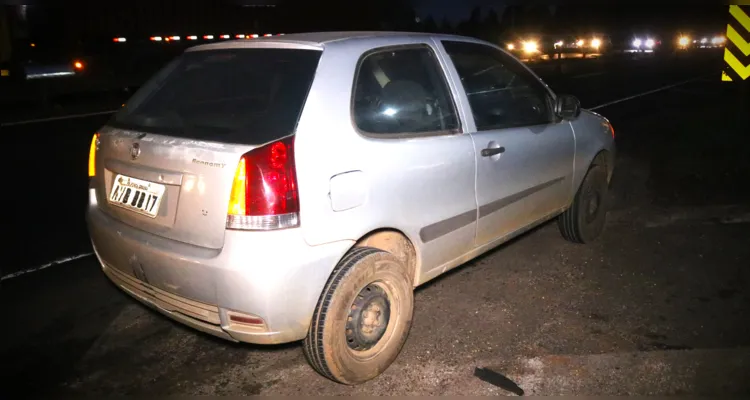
192 159 226 168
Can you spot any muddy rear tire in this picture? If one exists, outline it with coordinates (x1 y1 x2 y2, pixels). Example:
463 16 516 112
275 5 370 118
558 164 609 243
303 247 414 385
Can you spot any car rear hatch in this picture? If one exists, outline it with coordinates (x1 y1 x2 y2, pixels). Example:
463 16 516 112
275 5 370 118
92 47 322 249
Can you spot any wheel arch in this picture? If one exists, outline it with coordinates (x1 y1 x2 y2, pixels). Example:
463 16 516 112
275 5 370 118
590 149 614 185
350 228 419 287
575 149 613 193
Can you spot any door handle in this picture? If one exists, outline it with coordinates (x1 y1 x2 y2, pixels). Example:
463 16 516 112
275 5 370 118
481 147 505 157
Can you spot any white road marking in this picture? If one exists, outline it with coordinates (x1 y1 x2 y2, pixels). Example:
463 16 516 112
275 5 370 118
0 110 118 127
588 74 710 111
720 212 750 224
1 252 93 282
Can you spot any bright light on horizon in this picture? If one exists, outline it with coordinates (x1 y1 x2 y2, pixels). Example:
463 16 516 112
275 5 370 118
522 40 539 53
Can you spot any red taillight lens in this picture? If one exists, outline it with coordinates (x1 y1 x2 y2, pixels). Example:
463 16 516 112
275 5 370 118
227 136 299 230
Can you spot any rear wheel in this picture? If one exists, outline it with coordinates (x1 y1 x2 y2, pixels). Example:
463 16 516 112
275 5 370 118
559 164 609 243
303 247 414 385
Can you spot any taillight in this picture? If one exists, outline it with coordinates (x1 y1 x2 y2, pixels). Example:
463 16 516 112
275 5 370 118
610 123 615 138
88 133 100 177
226 136 300 230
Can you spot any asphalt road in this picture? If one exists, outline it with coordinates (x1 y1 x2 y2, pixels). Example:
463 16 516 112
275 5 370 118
2 50 749 396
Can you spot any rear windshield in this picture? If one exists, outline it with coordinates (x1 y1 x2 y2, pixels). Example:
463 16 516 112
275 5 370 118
109 48 322 145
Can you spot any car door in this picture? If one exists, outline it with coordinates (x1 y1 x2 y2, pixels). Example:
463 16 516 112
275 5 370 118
298 41 479 284
439 40 575 247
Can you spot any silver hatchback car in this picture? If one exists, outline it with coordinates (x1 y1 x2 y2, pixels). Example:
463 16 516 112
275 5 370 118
87 32 615 384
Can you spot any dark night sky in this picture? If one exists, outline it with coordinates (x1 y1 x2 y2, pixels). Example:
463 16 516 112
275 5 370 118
413 0 504 22
421 1 721 40
14 1 729 41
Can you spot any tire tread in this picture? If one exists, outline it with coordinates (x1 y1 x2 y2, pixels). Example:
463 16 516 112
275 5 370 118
559 164 606 244
303 246 383 383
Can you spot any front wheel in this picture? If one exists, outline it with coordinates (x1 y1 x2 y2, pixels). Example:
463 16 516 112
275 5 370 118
558 164 609 243
303 247 414 385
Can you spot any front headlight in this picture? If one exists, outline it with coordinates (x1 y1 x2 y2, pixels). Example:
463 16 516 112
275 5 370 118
645 39 655 48
632 38 642 48
678 36 690 47
591 38 602 49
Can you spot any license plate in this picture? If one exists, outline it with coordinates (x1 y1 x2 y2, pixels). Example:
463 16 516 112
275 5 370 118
109 174 166 218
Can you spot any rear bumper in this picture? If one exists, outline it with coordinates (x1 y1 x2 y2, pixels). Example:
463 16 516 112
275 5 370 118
86 189 353 344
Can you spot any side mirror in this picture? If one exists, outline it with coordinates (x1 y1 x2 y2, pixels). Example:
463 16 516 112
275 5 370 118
555 94 581 120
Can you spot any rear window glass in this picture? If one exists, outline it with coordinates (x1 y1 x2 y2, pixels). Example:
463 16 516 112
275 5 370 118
109 48 322 145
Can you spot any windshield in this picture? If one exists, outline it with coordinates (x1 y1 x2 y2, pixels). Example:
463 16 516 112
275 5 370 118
109 48 322 145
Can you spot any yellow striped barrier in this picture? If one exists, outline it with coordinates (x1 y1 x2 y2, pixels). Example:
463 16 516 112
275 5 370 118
722 5 750 81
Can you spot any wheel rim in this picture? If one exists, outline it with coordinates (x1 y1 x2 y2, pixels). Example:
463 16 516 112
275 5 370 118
345 283 391 351
584 189 601 223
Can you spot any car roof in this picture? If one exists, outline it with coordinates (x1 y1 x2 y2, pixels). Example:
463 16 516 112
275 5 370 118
188 31 483 52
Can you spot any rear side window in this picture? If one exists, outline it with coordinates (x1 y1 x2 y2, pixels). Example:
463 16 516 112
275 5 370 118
110 49 322 145
352 46 459 136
